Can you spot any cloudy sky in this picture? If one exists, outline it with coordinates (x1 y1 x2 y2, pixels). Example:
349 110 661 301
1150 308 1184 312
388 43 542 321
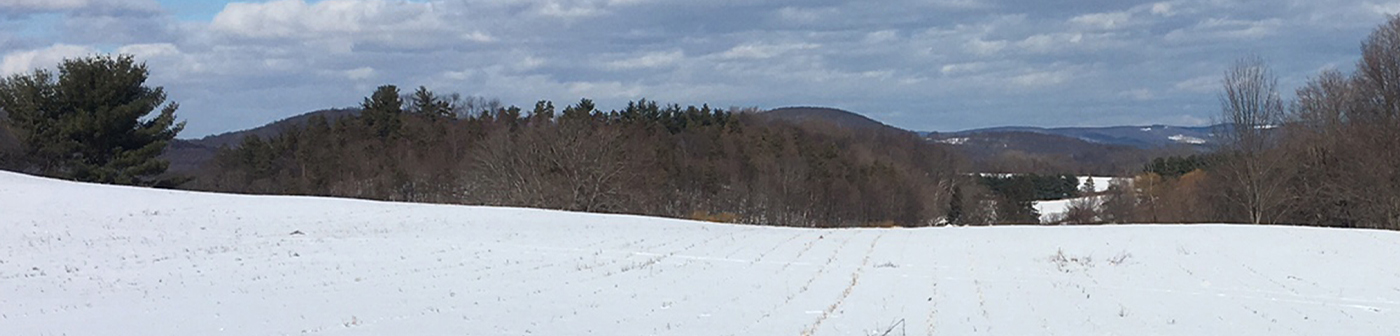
2 0 1396 137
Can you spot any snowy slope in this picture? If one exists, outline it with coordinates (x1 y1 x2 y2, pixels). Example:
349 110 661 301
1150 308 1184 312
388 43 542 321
1034 177 1120 223
3 171 1399 335
1078 176 1117 193
1034 196 1100 224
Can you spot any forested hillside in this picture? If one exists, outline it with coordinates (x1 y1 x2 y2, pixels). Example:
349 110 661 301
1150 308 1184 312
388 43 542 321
185 88 984 227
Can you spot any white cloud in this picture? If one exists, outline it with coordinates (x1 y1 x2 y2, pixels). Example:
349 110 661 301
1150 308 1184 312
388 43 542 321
1120 88 1155 100
115 43 178 58
1 0 1365 135
775 6 836 24
0 0 158 14
1164 18 1283 42
209 0 479 47
1370 2 1400 15
516 56 546 71
940 61 991 75
343 67 375 80
531 0 650 18
566 80 644 99
717 42 819 60
1150 2 1175 16
1 0 90 12
923 0 988 9
459 31 496 43
537 1 604 18
110 43 213 82
1164 114 1211 126
1069 2 1181 31
315 66 376 80
1010 69 1071 87
0 44 98 76
1070 12 1133 30
964 38 1007 55
1016 33 1085 53
864 30 899 44
605 50 683 69
1174 75 1218 93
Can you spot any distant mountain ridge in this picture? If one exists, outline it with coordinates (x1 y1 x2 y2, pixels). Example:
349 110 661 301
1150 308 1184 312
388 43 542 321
760 107 908 134
186 108 360 148
932 124 1221 149
153 104 1215 176
161 108 359 174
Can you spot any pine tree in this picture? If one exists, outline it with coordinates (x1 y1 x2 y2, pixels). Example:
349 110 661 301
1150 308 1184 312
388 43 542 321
0 54 184 185
361 85 403 138
946 185 964 225
408 86 453 119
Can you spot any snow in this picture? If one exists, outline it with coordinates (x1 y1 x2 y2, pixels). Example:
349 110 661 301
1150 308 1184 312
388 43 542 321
936 137 968 145
1169 134 1208 144
1035 197 1089 223
1035 177 1118 223
4 171 1400 335
1078 176 1116 193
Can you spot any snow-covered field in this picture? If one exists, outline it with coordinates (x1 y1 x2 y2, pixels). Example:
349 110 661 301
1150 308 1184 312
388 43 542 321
1078 176 1116 193
3 171 1399 335
1034 196 1100 224
1034 176 1117 223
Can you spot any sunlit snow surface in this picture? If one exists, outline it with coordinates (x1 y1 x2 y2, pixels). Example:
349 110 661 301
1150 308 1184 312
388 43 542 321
2 171 1398 335
1168 134 1208 145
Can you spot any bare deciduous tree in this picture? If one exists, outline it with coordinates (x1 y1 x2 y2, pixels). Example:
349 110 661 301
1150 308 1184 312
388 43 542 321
1352 15 1400 228
1217 56 1292 224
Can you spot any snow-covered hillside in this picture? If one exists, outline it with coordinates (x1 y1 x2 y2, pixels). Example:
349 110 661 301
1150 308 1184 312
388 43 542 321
1035 176 1117 223
3 171 1398 335
1078 176 1116 193
1034 196 1101 224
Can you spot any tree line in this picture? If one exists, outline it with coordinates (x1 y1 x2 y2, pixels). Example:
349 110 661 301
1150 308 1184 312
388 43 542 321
1051 15 1400 230
180 85 989 227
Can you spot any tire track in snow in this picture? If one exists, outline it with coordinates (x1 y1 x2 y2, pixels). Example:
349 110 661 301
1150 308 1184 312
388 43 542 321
967 244 991 334
276 224 666 333
730 231 860 336
257 221 627 298
460 227 747 317
744 230 806 264
549 226 770 333
800 231 884 336
558 226 736 281
779 231 829 272
607 227 789 332
1196 231 1313 330
923 237 941 336
300 226 745 334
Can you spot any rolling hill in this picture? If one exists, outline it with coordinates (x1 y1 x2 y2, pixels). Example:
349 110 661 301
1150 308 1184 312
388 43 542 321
160 108 359 174
930 124 1220 149
151 105 1213 176
760 107 909 134
3 171 1397 335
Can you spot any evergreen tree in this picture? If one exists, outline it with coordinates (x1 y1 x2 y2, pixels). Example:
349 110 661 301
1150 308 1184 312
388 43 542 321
530 100 555 124
561 98 596 122
408 86 453 119
0 54 184 185
361 85 403 137
947 185 964 224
